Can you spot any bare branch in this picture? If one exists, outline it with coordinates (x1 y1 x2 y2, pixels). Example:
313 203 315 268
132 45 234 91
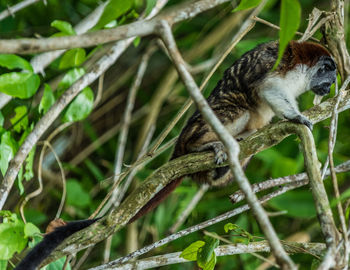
230 159 350 203
93 241 326 270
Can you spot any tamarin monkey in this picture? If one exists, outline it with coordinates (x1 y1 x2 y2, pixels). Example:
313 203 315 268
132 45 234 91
14 40 337 270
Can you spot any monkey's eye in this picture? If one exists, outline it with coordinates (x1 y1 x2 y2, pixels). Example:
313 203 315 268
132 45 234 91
324 64 333 71
317 67 326 74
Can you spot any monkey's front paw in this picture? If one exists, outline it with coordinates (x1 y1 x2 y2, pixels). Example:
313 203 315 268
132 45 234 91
212 142 227 164
288 115 313 131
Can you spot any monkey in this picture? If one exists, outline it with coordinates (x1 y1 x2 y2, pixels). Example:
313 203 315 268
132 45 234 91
13 40 336 269
129 40 337 222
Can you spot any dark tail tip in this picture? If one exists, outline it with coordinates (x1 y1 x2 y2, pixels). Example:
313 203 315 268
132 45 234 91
14 218 100 270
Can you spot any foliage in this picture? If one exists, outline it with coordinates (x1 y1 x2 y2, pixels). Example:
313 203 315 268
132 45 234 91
180 235 219 270
0 0 349 269
0 211 40 261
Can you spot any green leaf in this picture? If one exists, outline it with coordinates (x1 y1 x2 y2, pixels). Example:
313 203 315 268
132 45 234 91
0 72 40 99
24 223 40 238
0 260 7 270
145 0 157 15
84 158 104 181
233 0 262 11
62 87 94 123
274 0 301 69
17 167 24 195
10 106 28 133
180 240 205 261
66 179 91 207
0 220 27 260
43 256 71 270
51 20 76 35
197 236 219 268
133 36 141 47
0 211 17 222
0 111 3 127
0 132 17 176
94 0 133 30
57 68 85 93
39 84 55 114
269 190 316 218
59 48 86 69
224 223 238 233
0 54 33 72
203 252 217 270
24 146 35 181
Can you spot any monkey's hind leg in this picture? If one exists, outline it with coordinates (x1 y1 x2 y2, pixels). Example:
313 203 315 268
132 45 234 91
192 140 253 187
191 141 232 186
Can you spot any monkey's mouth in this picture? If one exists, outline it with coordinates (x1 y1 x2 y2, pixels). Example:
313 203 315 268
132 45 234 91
312 83 332 96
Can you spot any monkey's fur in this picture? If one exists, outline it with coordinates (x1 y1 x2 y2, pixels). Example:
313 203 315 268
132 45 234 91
130 40 337 222
14 41 337 269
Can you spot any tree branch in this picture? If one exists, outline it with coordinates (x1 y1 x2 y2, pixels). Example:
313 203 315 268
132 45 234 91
0 0 233 54
91 241 326 270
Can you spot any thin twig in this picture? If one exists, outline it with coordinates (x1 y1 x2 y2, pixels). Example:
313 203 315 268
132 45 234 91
327 76 350 267
102 46 154 262
19 122 71 222
230 160 350 203
93 73 105 108
43 141 67 219
253 16 319 42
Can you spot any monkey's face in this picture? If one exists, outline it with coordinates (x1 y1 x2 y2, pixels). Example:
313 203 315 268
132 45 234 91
309 56 337 96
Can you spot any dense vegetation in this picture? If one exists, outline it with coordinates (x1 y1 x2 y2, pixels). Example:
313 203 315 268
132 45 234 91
0 0 349 269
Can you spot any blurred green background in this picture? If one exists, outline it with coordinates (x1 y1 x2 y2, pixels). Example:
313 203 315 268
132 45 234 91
1 0 349 269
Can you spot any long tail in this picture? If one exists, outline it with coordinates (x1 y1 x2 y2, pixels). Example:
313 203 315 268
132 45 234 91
129 177 184 223
14 219 99 270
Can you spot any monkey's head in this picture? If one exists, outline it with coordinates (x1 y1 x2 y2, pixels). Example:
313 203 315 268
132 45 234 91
309 55 337 96
290 41 337 96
